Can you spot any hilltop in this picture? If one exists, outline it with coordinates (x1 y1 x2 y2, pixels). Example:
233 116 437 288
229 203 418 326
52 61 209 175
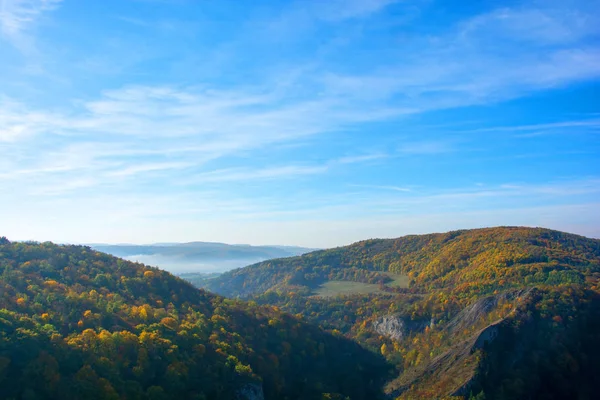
200 227 600 399
204 227 600 297
0 238 387 400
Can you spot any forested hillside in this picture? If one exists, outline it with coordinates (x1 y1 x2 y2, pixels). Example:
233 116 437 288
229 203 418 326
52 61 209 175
205 227 600 298
201 227 600 399
0 238 388 400
3 228 600 400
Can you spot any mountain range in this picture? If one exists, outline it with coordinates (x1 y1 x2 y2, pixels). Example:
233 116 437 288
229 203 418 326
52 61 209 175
90 242 316 274
2 227 600 399
201 227 600 399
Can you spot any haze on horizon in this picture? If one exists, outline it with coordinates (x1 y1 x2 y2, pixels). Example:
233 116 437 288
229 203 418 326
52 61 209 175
1 0 599 248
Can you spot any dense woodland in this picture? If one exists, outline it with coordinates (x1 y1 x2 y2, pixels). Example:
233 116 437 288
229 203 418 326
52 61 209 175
2 227 600 399
206 227 600 298
0 237 388 400
203 227 600 399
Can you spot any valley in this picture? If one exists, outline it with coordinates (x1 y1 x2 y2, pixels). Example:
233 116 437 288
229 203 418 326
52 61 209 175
90 242 316 274
3 0 598 398
2 227 600 399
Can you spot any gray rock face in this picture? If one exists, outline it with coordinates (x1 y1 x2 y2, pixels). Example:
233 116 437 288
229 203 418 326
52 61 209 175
236 383 265 400
373 314 431 341
446 288 532 335
373 315 407 341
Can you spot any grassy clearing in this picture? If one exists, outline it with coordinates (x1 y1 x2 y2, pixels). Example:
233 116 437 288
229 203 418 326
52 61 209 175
312 272 409 297
384 272 410 288
313 281 383 297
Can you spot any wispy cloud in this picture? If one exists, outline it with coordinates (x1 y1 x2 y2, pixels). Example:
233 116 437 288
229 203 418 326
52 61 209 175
460 118 600 137
308 179 600 221
178 153 388 185
107 161 195 178
0 69 597 194
0 0 599 245
410 179 600 205
0 0 62 51
266 0 402 35
312 0 401 21
4 1 599 144
312 1 600 110
0 97 63 141
459 5 599 46
0 82 417 192
318 47 600 114
336 153 388 164
182 165 328 184
350 184 412 192
397 140 456 155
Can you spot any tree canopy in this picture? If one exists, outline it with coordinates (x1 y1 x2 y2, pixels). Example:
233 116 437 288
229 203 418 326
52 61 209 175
0 240 388 399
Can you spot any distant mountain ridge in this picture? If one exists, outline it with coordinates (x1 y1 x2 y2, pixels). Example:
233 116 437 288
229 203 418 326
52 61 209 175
90 241 317 259
90 242 317 273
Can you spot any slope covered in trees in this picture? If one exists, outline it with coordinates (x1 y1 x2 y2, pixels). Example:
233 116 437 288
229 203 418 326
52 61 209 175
3 228 600 400
200 227 600 399
205 227 600 298
0 238 388 400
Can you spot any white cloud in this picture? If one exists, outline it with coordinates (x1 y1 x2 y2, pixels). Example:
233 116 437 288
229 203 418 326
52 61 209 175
336 153 387 164
459 5 599 46
462 118 600 135
107 161 195 178
314 1 600 109
0 82 416 192
181 165 328 184
397 140 455 155
0 0 62 50
318 48 600 113
0 0 599 246
267 0 402 32
3 1 599 147
0 57 597 193
349 184 412 192
0 97 62 141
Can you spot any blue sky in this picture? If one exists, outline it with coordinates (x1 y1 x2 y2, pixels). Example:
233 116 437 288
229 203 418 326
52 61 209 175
0 0 599 247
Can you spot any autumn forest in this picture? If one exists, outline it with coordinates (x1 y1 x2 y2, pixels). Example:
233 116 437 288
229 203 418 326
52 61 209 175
1 227 600 399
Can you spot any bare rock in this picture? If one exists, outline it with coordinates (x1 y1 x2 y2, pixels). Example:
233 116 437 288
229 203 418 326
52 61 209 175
373 315 429 341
